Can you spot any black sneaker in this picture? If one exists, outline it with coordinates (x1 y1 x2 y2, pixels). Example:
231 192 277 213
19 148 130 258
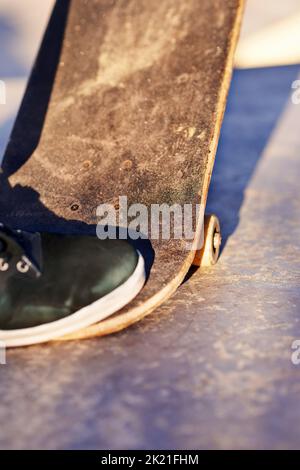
0 228 145 347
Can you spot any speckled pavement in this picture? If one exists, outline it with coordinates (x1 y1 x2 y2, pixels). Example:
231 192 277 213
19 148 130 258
1 2 300 451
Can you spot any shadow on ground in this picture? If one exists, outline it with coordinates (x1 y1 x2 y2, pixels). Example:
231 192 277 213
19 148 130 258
207 64 300 251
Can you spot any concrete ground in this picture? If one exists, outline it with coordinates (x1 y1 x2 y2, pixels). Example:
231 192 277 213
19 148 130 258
1 1 300 450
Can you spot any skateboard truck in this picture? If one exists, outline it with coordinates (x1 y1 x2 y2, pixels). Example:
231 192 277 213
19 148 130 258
0 224 42 279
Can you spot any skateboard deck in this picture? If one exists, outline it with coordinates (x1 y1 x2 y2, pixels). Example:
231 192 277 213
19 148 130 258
0 0 244 342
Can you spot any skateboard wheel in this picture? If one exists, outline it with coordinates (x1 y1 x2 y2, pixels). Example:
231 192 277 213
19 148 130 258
193 214 221 267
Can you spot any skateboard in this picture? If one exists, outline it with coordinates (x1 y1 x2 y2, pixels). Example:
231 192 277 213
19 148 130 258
0 0 244 344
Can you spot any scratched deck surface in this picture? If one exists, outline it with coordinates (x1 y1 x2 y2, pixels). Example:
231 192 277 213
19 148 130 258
0 0 243 337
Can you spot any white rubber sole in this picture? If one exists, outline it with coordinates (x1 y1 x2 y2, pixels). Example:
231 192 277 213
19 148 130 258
0 252 146 348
